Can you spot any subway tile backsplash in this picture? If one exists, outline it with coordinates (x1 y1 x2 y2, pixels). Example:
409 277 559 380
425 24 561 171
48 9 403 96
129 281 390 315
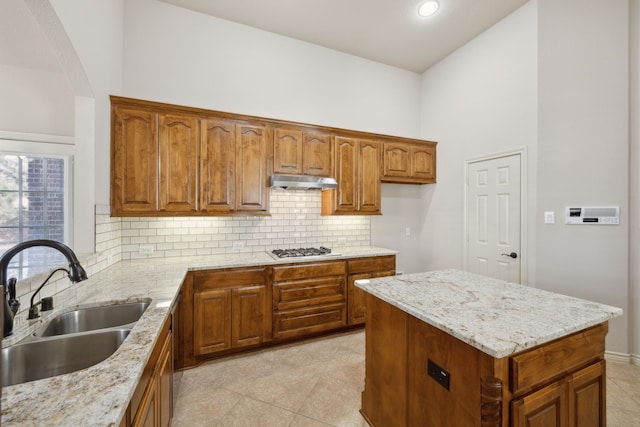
112 189 370 260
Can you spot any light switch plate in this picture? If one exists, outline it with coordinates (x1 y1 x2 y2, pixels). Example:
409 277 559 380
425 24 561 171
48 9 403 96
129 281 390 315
544 211 555 224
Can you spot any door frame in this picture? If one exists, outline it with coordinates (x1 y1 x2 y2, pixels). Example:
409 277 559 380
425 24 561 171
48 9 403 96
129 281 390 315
463 148 528 284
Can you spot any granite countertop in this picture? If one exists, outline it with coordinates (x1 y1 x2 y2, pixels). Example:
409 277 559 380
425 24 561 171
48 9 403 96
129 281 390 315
355 269 623 359
1 246 396 426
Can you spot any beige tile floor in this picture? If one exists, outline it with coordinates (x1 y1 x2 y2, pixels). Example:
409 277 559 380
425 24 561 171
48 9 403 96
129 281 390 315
172 330 640 426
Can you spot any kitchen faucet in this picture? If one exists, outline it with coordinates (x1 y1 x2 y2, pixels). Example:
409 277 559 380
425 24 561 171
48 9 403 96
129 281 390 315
1 239 88 337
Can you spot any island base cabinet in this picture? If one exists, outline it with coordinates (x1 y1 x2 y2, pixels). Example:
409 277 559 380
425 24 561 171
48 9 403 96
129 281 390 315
512 361 606 427
360 294 609 427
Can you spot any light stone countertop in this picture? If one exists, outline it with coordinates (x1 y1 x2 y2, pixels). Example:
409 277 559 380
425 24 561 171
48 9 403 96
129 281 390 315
1 246 396 426
355 269 623 359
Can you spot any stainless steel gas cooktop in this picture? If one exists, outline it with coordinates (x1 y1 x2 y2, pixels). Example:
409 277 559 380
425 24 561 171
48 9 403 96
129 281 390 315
269 246 339 259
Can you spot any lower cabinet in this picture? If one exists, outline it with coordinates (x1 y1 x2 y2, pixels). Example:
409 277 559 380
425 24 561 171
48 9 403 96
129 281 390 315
178 255 396 368
192 268 269 356
512 361 606 427
361 294 609 427
272 261 347 339
123 314 173 427
347 256 395 325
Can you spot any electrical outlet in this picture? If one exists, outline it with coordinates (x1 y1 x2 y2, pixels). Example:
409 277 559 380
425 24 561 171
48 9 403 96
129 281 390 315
338 237 347 244
427 359 450 391
232 240 245 249
139 245 154 255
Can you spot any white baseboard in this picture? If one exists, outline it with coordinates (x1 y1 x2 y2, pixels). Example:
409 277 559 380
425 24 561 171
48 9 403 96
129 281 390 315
605 351 640 365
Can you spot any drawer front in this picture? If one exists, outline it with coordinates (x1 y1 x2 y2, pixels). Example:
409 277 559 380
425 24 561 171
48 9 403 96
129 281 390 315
273 277 346 310
272 261 346 281
510 323 607 396
194 268 266 291
273 303 346 339
348 256 395 275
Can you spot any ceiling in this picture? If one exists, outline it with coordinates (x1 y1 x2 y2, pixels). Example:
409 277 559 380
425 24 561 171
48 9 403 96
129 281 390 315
158 0 529 73
0 0 529 74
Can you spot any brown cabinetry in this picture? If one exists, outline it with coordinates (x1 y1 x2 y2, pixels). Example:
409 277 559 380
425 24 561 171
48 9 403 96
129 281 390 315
273 126 333 176
347 256 395 325
126 314 173 427
192 268 269 356
200 118 270 214
322 137 381 215
382 140 436 184
111 106 159 215
272 261 347 339
177 255 395 368
111 97 270 217
361 293 609 427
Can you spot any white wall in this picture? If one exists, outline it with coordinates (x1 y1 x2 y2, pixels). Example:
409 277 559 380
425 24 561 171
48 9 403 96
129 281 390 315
0 65 74 135
121 0 421 139
418 2 538 278
536 0 629 354
631 0 640 361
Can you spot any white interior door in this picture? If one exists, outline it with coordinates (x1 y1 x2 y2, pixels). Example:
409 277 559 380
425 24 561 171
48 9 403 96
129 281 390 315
466 153 521 283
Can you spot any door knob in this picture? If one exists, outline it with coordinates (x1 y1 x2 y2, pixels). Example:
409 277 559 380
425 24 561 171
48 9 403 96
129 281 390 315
501 252 518 259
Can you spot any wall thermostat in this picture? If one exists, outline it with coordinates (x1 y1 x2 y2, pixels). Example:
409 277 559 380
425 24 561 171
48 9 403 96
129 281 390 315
565 207 619 225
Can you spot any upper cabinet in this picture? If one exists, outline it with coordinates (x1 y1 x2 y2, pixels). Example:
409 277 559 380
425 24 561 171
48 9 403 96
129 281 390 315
111 105 159 215
200 119 270 215
273 126 333 177
158 114 198 213
111 96 437 218
321 137 381 215
111 97 270 217
381 140 437 184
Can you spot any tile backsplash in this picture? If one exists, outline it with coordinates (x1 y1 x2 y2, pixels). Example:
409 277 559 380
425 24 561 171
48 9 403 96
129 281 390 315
116 189 370 259
8 189 370 325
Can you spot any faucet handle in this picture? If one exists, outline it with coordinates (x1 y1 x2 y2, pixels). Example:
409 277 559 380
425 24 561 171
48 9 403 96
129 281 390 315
8 277 17 299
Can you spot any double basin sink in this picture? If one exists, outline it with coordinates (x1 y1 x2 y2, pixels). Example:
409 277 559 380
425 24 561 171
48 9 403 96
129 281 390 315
2 301 150 387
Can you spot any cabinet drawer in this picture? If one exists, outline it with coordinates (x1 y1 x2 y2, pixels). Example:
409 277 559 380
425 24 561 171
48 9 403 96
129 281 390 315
273 303 346 339
348 256 395 274
273 277 345 310
510 323 606 395
193 268 266 291
272 261 346 281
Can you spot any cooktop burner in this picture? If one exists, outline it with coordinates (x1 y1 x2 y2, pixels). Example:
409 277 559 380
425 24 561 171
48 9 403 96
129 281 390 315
270 246 334 258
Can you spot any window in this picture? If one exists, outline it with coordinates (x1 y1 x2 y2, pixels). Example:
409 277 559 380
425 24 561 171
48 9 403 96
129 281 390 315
0 153 70 280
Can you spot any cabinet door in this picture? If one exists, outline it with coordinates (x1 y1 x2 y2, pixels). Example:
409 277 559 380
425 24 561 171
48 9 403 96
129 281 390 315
512 381 568 427
332 137 358 213
200 118 236 213
411 144 435 181
303 131 332 176
274 127 303 174
157 332 173 427
158 114 198 212
382 142 411 178
348 270 394 325
567 361 605 427
358 139 381 214
132 375 157 427
111 106 158 214
232 285 267 348
193 288 231 355
235 124 270 212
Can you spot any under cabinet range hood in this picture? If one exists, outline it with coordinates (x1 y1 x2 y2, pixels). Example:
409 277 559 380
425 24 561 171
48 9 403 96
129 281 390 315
269 174 338 190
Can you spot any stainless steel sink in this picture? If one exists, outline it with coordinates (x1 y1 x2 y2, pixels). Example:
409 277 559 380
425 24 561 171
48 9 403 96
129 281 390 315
2 329 130 387
34 301 150 337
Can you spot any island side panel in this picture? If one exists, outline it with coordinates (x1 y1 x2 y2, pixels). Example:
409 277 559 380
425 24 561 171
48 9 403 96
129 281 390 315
361 292 408 426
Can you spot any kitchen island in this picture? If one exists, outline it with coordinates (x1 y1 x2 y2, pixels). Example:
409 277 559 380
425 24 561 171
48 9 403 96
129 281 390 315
355 269 623 427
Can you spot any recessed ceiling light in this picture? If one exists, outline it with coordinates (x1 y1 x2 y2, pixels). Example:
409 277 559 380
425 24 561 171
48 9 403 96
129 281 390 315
418 1 440 17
